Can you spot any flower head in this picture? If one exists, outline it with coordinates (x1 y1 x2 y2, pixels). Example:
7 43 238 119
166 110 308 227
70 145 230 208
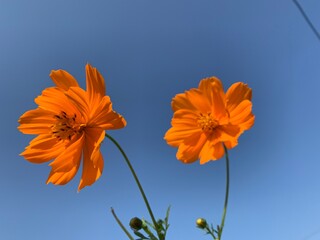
196 218 208 229
129 217 143 231
164 77 254 164
18 64 126 191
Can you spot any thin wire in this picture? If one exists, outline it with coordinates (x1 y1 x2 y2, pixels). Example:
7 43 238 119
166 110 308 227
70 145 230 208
300 226 320 240
293 0 320 41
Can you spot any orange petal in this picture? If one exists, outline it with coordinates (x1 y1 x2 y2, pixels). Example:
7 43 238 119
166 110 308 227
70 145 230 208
86 64 106 105
89 96 126 129
238 114 255 131
176 132 207 163
198 78 228 120
77 151 103 191
49 134 84 172
171 92 197 112
84 128 105 167
65 87 90 122
50 69 79 91
164 109 201 147
199 141 225 164
224 141 237 149
46 164 80 186
20 134 65 163
198 77 223 92
226 82 252 112
35 87 81 117
172 89 211 113
77 131 104 191
229 100 254 131
18 108 55 134
165 127 201 147
198 77 225 107
215 125 240 148
171 109 199 126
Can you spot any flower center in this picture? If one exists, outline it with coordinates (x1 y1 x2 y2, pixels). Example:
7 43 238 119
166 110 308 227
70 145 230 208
197 113 218 132
51 111 84 141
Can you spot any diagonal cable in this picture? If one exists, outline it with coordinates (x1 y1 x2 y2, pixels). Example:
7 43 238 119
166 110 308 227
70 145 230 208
293 0 320 41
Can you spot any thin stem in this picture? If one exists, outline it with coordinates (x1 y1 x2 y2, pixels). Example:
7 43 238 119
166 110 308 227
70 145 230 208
105 133 161 240
218 144 230 240
205 226 216 239
142 225 158 240
111 208 135 240
293 0 320 41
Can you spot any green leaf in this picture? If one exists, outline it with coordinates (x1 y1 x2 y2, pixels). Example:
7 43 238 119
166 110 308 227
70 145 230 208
164 206 171 226
144 220 155 230
133 231 149 239
156 219 165 232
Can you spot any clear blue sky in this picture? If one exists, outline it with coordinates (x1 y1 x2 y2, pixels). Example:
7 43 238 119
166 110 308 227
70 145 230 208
1 0 320 239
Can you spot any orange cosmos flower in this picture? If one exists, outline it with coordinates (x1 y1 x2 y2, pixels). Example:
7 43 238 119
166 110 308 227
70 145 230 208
18 64 126 191
164 77 254 164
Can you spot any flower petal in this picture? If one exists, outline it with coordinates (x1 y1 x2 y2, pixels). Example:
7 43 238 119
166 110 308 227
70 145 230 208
229 100 255 131
65 87 90 122
89 96 126 129
50 69 79 91
199 141 225 164
18 108 55 134
198 77 227 120
215 125 241 148
172 89 211 113
226 82 252 112
84 128 105 167
77 129 104 191
35 87 81 117
49 133 84 172
164 109 201 147
46 164 80 186
198 77 224 106
176 132 207 163
86 64 106 105
20 134 65 163
77 150 103 191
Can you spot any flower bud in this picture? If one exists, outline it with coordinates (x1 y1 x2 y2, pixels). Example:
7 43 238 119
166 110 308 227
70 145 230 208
129 217 143 231
196 218 207 229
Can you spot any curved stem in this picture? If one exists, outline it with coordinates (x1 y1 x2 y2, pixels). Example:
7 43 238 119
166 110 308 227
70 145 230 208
293 0 320 41
111 208 135 240
105 133 160 239
218 144 230 240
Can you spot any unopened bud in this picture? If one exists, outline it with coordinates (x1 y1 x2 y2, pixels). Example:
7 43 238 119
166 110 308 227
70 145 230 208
196 218 207 229
129 217 143 231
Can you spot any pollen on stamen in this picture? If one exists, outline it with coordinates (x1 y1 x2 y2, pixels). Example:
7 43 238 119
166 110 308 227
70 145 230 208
197 112 218 132
51 111 82 141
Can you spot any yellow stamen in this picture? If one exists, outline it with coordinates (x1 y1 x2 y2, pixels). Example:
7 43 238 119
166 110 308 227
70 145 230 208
197 113 218 132
51 111 84 141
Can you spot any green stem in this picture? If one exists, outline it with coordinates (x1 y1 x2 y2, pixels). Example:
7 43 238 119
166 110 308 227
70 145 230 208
205 225 216 239
111 208 135 240
142 225 158 240
218 144 230 240
105 133 161 240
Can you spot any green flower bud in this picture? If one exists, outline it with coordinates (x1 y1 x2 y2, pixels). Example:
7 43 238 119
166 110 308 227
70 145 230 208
129 217 143 231
196 218 207 229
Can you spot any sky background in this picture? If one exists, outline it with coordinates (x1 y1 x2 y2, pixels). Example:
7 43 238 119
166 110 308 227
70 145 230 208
1 0 320 239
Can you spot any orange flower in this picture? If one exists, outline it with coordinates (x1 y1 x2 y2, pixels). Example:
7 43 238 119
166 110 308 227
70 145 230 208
164 77 254 164
18 64 126 191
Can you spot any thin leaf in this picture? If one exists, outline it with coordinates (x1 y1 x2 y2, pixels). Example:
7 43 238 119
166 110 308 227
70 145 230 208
133 231 149 239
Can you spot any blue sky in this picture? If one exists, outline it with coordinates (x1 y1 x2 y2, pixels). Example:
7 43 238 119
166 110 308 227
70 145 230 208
1 0 320 239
